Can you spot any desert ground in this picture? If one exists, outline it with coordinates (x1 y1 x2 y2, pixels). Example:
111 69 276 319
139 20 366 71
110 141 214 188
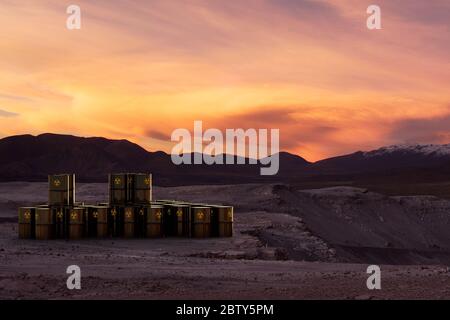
1 182 450 300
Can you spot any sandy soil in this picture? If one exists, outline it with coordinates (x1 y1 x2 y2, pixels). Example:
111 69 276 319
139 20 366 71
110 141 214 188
1 182 450 300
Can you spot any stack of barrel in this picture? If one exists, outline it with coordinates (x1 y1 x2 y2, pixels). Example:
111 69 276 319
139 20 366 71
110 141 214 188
18 174 84 240
145 201 233 238
18 173 233 240
108 173 153 238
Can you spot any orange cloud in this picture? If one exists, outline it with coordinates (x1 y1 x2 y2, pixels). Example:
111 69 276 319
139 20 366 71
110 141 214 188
0 0 448 161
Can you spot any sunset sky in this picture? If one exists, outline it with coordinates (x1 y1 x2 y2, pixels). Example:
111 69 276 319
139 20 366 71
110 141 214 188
0 0 449 161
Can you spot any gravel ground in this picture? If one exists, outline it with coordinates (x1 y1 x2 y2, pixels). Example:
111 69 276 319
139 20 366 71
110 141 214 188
1 182 450 300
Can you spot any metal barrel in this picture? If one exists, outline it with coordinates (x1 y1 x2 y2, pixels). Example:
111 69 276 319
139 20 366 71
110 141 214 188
162 204 178 237
204 205 234 237
84 205 109 238
48 174 75 206
124 206 136 238
132 174 152 204
109 173 129 205
135 205 148 238
95 206 109 238
163 204 190 237
191 207 211 238
53 207 68 239
108 206 125 237
68 208 85 240
18 207 36 239
218 206 234 237
147 205 163 238
35 207 54 240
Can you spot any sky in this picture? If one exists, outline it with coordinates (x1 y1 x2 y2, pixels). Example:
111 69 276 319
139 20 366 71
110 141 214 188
0 0 449 161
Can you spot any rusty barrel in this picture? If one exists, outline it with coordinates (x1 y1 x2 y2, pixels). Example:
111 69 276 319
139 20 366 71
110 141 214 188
35 207 54 240
208 205 220 237
84 205 97 238
147 205 163 238
18 207 36 239
133 174 152 204
177 205 191 237
124 206 136 238
48 174 75 206
53 207 68 239
135 206 147 238
85 206 109 238
109 173 130 205
162 204 178 237
96 206 109 238
108 206 125 237
68 208 84 240
207 205 234 237
166 204 190 237
218 206 233 237
191 207 211 238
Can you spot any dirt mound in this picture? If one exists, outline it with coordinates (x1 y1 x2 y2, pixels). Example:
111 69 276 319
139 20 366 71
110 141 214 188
154 183 450 264
2 182 450 265
272 186 450 264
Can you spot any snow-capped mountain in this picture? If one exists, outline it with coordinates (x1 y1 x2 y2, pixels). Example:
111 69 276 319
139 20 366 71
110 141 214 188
363 144 450 158
313 143 450 174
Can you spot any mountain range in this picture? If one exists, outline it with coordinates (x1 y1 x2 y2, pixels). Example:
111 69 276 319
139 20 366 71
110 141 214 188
1 133 450 186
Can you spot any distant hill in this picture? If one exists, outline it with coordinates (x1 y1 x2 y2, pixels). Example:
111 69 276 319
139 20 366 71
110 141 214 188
313 144 450 174
0 133 310 184
0 134 449 186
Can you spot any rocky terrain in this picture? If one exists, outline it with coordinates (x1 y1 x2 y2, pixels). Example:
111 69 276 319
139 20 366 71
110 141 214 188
1 182 450 299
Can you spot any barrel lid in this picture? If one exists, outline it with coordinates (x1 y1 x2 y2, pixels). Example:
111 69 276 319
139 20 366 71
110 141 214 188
174 205 191 208
50 173 74 175
207 205 232 208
